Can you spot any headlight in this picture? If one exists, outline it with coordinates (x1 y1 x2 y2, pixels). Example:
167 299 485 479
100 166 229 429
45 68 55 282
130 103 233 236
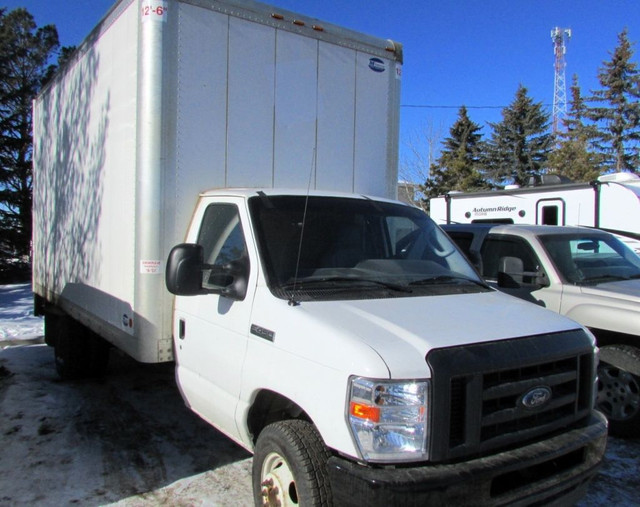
347 377 430 462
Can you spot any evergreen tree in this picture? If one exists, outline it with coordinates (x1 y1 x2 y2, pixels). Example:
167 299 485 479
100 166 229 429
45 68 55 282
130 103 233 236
484 85 552 186
0 8 59 277
421 106 489 206
587 28 640 172
547 75 603 182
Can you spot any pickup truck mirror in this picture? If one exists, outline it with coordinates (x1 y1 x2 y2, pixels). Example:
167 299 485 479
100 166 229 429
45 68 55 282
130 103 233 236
497 256 548 289
166 243 249 300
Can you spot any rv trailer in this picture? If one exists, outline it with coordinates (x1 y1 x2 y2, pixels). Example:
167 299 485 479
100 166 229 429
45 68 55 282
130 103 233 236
430 172 640 251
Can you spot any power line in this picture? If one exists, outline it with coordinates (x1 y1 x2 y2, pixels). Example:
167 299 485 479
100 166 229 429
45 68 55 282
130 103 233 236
401 104 504 109
401 103 554 110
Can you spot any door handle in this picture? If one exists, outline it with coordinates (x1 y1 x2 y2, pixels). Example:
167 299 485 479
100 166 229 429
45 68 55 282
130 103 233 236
179 319 186 340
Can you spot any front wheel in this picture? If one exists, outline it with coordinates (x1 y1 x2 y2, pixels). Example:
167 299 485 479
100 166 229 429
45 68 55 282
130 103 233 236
252 420 333 506
597 344 640 438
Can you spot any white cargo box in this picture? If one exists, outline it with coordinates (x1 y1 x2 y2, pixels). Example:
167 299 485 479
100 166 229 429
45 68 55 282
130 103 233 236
32 0 402 362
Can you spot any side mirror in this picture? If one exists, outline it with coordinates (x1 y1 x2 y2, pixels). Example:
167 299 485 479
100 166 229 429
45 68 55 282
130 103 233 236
166 243 250 301
166 243 205 296
497 256 548 289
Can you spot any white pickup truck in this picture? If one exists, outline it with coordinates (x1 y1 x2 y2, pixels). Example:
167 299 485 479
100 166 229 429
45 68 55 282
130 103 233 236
443 223 640 437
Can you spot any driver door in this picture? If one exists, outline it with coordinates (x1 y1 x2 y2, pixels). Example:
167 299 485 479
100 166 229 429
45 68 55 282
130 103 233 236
173 199 255 438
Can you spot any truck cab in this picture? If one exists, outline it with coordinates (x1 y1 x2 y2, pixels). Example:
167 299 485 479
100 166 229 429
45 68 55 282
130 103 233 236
166 191 606 505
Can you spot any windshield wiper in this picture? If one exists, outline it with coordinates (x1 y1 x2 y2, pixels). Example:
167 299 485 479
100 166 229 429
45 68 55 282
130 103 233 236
283 276 413 293
409 275 490 289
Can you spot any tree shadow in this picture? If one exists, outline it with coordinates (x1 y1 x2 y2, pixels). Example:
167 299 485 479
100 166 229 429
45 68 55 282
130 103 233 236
32 24 109 297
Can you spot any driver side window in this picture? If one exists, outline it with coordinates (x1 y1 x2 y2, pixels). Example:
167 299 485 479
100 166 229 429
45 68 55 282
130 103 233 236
197 204 247 288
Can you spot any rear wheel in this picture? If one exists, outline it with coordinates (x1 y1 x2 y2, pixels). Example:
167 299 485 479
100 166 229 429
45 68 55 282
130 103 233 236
253 420 333 506
54 316 110 380
597 344 640 438
44 313 61 347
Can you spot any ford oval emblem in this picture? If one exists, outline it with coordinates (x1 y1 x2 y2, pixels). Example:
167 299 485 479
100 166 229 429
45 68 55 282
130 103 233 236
369 57 386 73
520 386 552 410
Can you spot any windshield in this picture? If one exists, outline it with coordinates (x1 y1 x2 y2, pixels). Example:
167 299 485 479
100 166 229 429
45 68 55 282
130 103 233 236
539 233 640 285
249 195 487 301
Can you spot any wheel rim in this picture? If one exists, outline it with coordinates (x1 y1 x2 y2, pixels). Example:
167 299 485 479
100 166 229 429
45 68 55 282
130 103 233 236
260 451 299 506
597 363 640 421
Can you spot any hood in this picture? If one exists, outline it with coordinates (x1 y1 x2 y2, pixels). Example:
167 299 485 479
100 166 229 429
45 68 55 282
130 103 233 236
268 290 582 379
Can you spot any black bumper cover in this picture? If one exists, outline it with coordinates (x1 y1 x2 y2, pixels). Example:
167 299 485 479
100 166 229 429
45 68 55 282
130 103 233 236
328 411 607 507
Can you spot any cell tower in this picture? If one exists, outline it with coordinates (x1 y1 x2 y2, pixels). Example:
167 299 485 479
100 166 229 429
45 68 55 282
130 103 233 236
551 27 572 136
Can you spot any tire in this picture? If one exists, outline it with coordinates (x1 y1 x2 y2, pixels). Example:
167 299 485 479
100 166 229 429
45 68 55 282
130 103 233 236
44 313 61 348
597 344 640 438
55 316 110 380
253 420 333 506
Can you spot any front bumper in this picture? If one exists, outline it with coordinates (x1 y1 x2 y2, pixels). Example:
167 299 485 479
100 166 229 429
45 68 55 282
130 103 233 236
328 411 607 507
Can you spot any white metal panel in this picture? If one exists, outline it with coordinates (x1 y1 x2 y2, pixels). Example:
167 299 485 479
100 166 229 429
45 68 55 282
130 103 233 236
101 4 138 305
273 31 318 188
173 3 229 237
33 1 139 334
429 198 448 224
601 183 640 233
134 0 174 362
227 17 275 187
354 52 394 197
316 43 356 193
528 187 592 226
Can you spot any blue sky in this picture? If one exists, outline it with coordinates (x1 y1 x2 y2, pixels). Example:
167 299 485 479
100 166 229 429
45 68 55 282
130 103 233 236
4 0 639 176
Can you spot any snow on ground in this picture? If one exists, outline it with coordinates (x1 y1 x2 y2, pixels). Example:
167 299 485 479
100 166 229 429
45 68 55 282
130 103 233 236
0 284 45 345
0 284 253 506
1 284 639 505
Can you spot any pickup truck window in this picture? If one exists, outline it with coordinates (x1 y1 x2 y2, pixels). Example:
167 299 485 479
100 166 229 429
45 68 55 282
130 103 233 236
443 231 474 259
481 235 540 282
539 233 640 284
249 195 487 301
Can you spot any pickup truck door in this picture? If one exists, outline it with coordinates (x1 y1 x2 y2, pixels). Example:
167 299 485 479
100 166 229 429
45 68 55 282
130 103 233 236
173 199 255 438
480 234 563 312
